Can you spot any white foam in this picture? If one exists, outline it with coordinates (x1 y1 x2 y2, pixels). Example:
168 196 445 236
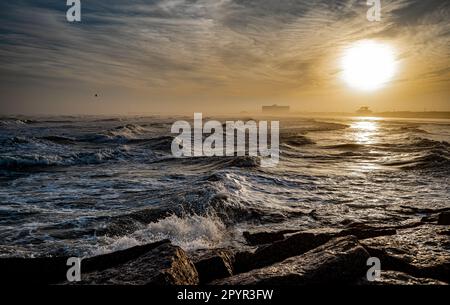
93 214 226 255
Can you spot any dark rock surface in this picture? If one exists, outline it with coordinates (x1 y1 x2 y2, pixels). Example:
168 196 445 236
357 271 447 285
361 225 450 283
237 225 396 272
0 239 196 285
190 249 235 284
1 220 447 285
213 236 370 285
243 229 299 245
438 211 450 225
80 242 199 285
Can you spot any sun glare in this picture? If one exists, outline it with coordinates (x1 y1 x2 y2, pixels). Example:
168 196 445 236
341 40 397 91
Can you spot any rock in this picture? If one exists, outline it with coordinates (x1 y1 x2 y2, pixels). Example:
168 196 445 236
80 242 199 285
0 256 72 284
438 211 450 225
237 225 396 272
242 229 298 246
421 214 439 223
421 211 450 225
191 249 235 284
237 228 337 272
338 223 397 239
357 270 447 285
0 239 171 284
82 239 171 272
361 225 450 283
213 236 370 285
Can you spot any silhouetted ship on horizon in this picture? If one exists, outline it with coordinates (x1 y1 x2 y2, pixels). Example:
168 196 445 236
356 106 373 115
262 104 290 114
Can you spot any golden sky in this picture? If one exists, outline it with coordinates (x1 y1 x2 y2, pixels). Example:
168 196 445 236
0 0 449 114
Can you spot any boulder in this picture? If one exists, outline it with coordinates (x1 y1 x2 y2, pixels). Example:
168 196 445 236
361 225 450 283
242 229 298 245
357 271 447 285
0 239 171 284
237 225 396 272
191 249 235 284
438 211 450 225
80 242 199 285
213 236 370 285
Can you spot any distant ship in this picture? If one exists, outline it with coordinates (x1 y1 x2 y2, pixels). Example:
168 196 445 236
262 104 290 114
356 106 373 115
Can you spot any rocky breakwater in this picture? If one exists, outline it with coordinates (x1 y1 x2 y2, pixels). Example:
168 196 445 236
0 210 448 285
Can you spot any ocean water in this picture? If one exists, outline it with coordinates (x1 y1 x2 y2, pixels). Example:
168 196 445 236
0 115 449 257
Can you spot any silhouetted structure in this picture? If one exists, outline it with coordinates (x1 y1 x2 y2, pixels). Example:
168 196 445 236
262 104 290 114
356 106 372 115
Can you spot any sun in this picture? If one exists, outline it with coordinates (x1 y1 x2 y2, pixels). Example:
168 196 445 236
341 40 397 91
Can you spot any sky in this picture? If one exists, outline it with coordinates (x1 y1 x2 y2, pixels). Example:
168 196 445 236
0 0 449 115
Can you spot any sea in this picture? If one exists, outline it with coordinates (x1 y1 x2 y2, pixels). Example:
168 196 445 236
0 115 449 257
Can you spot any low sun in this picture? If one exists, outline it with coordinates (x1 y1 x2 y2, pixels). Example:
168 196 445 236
341 40 397 91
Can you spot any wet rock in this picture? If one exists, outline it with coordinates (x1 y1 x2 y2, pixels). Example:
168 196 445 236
438 211 450 225
399 206 450 215
0 256 72 284
237 228 337 272
357 271 447 285
238 225 396 272
191 249 235 284
228 156 260 168
0 239 171 284
80 242 199 285
339 223 397 239
361 225 450 283
242 230 298 246
213 236 370 285
421 214 439 223
82 239 171 272
96 208 177 236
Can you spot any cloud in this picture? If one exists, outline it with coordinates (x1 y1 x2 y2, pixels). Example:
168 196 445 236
0 0 448 113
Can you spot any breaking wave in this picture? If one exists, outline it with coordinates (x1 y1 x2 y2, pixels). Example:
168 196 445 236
0 148 130 170
93 214 227 254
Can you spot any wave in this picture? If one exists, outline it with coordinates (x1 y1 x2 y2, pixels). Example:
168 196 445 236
92 214 227 254
226 156 261 168
39 136 76 144
383 148 450 170
323 143 366 150
82 124 149 143
0 148 129 171
139 135 176 151
0 119 35 126
399 126 429 134
375 137 449 152
281 134 315 147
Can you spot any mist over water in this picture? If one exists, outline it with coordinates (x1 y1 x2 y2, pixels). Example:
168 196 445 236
0 116 449 257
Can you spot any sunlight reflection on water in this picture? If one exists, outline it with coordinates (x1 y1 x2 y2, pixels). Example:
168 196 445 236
350 119 379 144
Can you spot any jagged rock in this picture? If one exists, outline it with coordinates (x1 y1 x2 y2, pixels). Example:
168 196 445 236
357 271 447 285
191 249 235 284
213 236 370 285
0 239 171 284
421 214 439 223
80 242 199 285
0 256 71 284
237 228 337 272
361 225 450 283
438 211 450 225
338 223 397 239
242 229 298 245
237 226 396 272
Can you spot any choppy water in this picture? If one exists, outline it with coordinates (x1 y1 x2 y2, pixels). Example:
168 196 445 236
0 115 449 257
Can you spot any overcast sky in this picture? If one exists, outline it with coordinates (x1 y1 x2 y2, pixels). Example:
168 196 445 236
0 0 449 115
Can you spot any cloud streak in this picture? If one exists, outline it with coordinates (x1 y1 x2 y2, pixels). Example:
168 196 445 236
0 0 449 114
